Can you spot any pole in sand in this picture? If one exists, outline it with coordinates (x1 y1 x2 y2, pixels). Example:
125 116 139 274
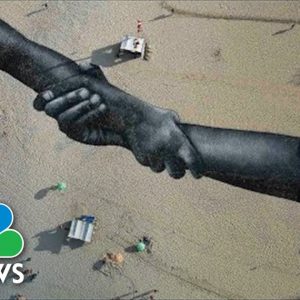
137 19 143 38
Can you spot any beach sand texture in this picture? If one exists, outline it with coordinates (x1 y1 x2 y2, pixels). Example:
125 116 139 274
0 1 299 299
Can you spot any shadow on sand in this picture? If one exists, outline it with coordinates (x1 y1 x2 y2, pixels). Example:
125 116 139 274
34 185 56 200
149 13 173 22
93 260 106 271
91 43 136 68
26 7 47 17
112 289 158 300
111 290 138 300
33 221 84 254
124 245 137 254
92 260 111 277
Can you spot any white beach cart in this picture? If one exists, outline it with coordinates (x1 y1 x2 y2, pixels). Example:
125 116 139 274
68 215 95 243
117 35 150 60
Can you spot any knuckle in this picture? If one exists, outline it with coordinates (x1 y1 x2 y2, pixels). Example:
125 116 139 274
135 153 148 166
192 172 202 179
78 88 90 99
98 103 106 112
170 172 184 179
151 167 164 173
41 90 54 101
149 157 164 173
90 94 101 107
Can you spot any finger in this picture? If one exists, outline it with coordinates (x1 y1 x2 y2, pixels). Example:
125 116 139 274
178 143 204 179
44 88 90 118
75 103 107 126
34 77 87 111
165 157 186 179
82 128 125 146
148 155 165 173
57 99 100 129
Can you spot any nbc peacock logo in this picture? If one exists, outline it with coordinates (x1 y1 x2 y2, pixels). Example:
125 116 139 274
0 203 24 258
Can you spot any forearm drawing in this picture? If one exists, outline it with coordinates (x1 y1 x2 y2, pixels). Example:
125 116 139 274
0 19 299 202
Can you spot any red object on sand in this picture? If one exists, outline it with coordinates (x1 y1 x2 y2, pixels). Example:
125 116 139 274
137 19 143 36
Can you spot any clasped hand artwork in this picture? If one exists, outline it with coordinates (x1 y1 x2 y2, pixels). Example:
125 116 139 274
1 19 299 201
1 2 300 300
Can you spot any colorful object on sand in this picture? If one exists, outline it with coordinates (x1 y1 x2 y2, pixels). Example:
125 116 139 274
136 241 146 252
111 252 124 264
56 182 66 191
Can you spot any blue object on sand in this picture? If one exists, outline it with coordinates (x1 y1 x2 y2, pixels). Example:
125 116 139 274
80 215 95 224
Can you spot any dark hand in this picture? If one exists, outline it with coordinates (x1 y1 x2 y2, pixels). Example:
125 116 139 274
34 65 204 179
34 64 125 146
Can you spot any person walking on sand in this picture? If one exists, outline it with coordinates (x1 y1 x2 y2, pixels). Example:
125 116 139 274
18 257 31 264
137 19 143 35
22 268 33 276
27 272 39 282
